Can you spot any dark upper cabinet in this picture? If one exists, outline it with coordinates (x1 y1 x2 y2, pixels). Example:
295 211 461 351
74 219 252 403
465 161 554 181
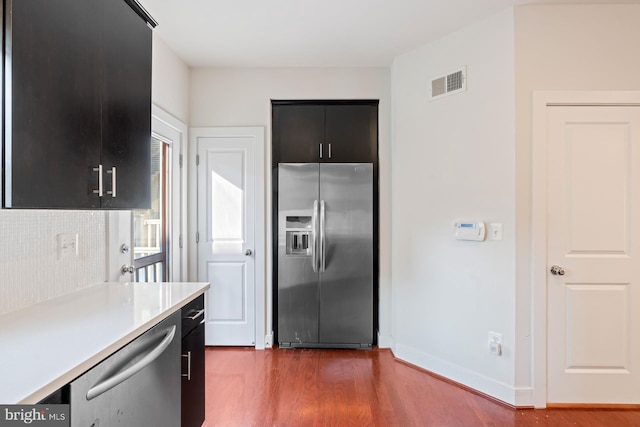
2 0 155 209
273 105 325 164
101 0 152 209
6 0 102 209
272 101 378 164
325 104 378 164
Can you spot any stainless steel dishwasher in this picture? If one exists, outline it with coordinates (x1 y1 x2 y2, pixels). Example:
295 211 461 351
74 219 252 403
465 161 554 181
69 311 181 427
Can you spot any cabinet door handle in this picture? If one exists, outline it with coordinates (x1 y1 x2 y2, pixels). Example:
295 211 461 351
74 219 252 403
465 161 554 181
182 351 192 380
187 309 205 321
319 143 323 159
328 143 332 159
92 165 103 197
106 167 117 198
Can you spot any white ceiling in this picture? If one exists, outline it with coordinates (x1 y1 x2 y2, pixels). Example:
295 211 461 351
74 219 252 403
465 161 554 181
140 0 640 68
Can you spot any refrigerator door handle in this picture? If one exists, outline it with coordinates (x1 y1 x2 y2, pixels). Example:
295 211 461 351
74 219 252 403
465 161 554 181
320 200 326 272
312 200 319 272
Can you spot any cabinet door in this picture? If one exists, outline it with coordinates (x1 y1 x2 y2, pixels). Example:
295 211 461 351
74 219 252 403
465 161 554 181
5 0 102 208
325 104 377 163
100 0 152 209
273 104 324 163
181 323 205 427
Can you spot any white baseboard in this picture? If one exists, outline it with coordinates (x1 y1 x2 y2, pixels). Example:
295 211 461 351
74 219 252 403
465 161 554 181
264 332 274 348
514 387 535 407
394 342 533 407
377 332 394 349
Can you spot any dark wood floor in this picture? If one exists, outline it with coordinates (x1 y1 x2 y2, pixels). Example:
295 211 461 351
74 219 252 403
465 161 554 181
203 347 640 426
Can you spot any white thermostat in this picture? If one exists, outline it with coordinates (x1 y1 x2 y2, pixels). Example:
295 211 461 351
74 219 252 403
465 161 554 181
454 221 486 241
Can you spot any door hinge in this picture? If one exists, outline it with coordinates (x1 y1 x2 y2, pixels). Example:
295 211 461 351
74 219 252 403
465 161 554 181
179 234 183 249
196 232 199 243
196 154 200 166
179 154 183 168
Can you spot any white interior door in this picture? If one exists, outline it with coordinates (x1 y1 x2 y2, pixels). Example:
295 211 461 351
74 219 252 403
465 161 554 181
197 130 260 346
547 105 640 404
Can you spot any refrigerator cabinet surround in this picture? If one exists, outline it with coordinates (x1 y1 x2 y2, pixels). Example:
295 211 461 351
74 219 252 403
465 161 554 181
278 163 374 349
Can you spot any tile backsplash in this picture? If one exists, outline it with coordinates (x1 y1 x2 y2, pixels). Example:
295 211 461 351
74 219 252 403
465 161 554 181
0 210 107 315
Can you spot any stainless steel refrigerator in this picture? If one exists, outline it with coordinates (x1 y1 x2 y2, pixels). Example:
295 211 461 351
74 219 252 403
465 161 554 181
277 163 373 349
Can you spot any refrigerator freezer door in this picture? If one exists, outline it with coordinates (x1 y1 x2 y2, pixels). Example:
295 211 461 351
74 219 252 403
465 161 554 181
319 163 373 346
278 163 320 345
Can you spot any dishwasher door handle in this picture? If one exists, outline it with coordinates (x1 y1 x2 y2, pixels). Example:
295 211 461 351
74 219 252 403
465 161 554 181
86 325 177 400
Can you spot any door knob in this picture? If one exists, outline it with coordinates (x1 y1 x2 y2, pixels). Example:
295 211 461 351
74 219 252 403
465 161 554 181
244 249 253 256
550 265 565 276
121 265 135 275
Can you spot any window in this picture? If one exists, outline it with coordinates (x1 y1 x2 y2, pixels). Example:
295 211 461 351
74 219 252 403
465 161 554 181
134 137 170 281
132 107 185 283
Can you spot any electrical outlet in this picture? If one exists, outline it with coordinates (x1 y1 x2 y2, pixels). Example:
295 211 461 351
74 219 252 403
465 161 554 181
57 233 78 259
488 331 503 356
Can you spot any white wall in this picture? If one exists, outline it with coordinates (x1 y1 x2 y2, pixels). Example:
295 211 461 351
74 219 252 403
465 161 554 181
189 67 392 345
390 3 640 407
513 4 640 405
390 9 519 404
152 33 191 123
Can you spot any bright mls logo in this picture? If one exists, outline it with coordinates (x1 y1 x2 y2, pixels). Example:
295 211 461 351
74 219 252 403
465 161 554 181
0 405 69 427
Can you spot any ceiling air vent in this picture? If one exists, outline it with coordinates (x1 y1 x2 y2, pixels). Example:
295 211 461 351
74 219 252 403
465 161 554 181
430 67 467 101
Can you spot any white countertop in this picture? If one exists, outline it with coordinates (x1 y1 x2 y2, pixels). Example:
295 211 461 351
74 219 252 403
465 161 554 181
0 281 209 404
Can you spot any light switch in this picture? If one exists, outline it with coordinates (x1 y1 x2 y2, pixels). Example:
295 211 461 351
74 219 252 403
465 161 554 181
489 223 503 241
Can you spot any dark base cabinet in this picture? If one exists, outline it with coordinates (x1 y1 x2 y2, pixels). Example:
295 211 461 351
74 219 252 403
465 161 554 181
181 296 205 427
37 386 70 404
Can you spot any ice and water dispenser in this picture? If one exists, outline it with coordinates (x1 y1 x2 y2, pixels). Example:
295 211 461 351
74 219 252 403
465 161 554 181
285 215 312 256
